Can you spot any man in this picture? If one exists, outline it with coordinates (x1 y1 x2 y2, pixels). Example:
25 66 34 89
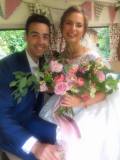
0 14 61 160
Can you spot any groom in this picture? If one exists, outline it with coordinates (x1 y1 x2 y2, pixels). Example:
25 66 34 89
0 14 61 160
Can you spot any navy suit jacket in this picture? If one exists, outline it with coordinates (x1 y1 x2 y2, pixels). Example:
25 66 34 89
0 51 57 160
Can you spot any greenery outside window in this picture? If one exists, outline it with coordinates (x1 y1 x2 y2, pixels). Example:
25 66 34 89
0 29 25 59
0 27 110 60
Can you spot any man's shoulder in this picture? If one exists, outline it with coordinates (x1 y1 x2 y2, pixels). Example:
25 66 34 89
0 50 25 64
0 50 26 71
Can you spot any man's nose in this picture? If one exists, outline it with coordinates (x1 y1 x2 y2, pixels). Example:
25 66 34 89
37 35 45 43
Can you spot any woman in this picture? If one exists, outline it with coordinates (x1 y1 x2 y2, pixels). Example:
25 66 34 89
40 6 120 160
58 5 105 108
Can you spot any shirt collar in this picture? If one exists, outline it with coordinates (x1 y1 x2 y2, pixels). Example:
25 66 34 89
26 50 39 71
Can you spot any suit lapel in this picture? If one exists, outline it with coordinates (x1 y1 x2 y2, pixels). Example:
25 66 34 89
39 56 45 70
17 51 31 73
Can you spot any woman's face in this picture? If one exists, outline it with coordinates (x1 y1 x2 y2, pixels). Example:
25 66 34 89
62 12 85 44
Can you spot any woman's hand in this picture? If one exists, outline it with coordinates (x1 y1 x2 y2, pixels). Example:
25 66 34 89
60 93 83 108
60 92 106 108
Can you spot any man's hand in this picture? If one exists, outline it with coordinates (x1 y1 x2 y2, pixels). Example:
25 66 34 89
31 141 63 160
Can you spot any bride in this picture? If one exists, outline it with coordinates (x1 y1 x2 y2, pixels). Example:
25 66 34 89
40 6 120 160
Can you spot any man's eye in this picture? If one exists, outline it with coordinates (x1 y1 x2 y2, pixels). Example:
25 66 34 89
31 34 38 37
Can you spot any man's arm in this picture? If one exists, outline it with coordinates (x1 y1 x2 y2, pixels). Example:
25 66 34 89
0 65 35 152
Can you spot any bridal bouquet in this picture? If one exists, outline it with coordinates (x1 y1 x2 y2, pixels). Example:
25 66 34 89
39 58 119 116
10 54 119 109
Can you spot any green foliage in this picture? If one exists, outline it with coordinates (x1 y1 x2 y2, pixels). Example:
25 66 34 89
97 28 110 59
0 30 25 55
56 107 74 117
9 66 54 103
9 71 38 103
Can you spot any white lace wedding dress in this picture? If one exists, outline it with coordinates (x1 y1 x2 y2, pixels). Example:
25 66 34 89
39 51 120 160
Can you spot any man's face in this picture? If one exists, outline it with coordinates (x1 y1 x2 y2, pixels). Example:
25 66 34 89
25 22 50 61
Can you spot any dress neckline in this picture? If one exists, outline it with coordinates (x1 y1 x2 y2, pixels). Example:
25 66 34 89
69 50 91 61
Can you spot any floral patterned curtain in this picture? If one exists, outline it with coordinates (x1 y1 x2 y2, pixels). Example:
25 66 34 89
109 23 120 62
50 28 65 53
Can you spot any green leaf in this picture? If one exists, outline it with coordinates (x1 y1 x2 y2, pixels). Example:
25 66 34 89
17 97 22 104
44 73 53 84
38 71 44 79
19 77 27 89
43 63 49 70
56 106 74 117
21 88 28 97
9 81 18 87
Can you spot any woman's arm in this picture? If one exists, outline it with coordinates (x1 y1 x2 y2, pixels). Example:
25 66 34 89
83 92 106 107
60 92 106 108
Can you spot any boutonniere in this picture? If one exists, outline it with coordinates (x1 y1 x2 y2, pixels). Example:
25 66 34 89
9 71 39 103
9 52 60 103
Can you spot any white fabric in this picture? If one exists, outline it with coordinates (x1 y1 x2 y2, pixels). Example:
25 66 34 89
40 86 120 160
21 136 38 154
26 50 39 76
39 52 120 160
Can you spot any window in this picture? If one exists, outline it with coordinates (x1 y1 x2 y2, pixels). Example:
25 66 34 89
0 27 110 60
88 27 110 59
0 29 25 59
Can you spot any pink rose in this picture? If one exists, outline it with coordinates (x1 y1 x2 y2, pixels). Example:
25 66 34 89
39 82 48 92
65 73 77 83
49 60 63 73
76 77 85 86
54 74 65 84
96 71 105 82
54 82 69 95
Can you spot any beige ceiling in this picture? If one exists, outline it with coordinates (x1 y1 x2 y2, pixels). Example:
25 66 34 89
23 0 117 9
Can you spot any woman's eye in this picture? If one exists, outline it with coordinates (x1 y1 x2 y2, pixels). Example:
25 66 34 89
65 21 72 25
76 24 83 28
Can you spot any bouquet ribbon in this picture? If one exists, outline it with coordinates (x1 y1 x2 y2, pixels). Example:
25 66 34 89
53 96 81 140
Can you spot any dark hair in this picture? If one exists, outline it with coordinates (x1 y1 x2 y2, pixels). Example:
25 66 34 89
60 5 88 36
25 14 51 34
